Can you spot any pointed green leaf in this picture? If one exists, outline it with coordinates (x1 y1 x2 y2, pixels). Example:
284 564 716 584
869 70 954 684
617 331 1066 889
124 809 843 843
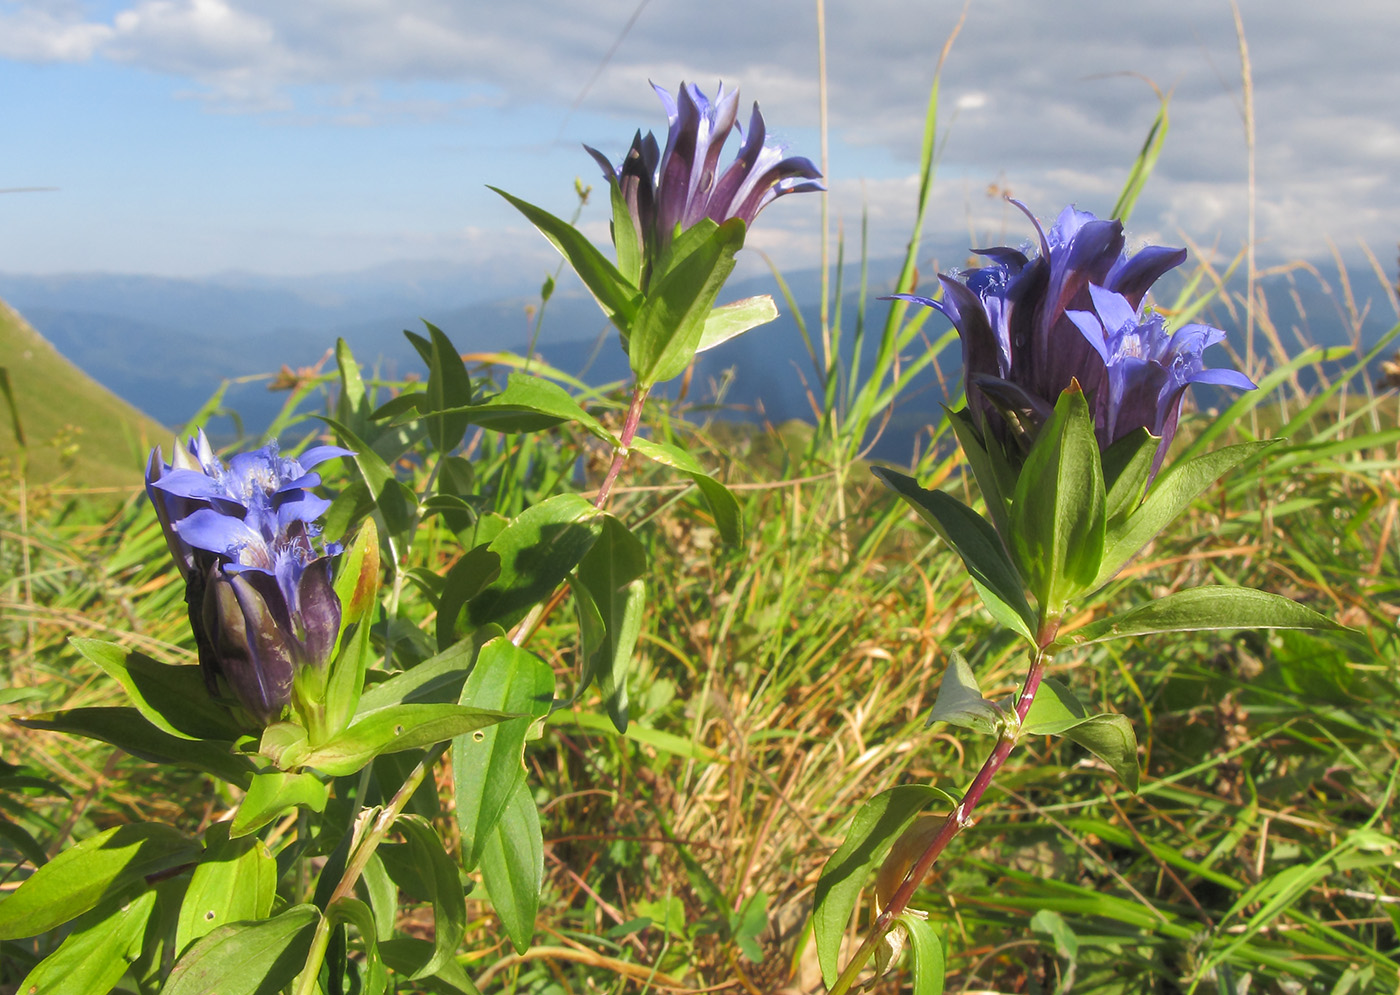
18 707 254 787
318 416 418 543
328 897 388 995
604 174 642 287
480 781 543 955
945 406 1015 542
422 321 472 451
490 186 640 329
437 372 616 444
900 912 947 995
162 904 320 995
336 337 368 423
355 628 503 715
1100 427 1158 523
1052 586 1343 650
631 438 743 545
1063 714 1140 792
176 824 276 955
467 493 604 629
696 295 779 353
629 218 746 385
1021 679 1140 791
927 653 1005 735
436 544 503 651
1095 440 1276 588
1021 677 1091 736
575 516 648 729
228 770 329 838
813 785 949 986
454 637 554 871
872 466 1035 642
300 703 510 777
1010 385 1105 613
19 888 157 995
396 815 466 979
0 823 199 939
70 638 243 742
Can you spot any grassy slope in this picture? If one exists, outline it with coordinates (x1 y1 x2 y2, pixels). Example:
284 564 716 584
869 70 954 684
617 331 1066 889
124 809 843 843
0 297 167 489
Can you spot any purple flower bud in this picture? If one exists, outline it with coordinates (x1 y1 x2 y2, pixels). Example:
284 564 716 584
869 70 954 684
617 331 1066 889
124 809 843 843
889 202 1254 472
586 81 823 283
145 435 352 725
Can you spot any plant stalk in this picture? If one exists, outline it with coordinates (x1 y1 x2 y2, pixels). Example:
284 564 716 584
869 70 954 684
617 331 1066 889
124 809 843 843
293 744 447 995
593 382 651 510
826 648 1049 995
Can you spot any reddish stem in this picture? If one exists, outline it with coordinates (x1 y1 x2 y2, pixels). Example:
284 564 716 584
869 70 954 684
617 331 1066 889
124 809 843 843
826 646 1051 995
593 384 650 510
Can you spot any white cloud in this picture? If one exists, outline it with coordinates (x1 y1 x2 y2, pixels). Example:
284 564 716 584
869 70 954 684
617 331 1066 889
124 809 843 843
0 3 112 61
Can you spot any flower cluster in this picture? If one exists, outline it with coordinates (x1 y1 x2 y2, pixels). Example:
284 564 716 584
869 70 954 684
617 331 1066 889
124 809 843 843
586 81 824 279
894 203 1254 472
145 432 352 724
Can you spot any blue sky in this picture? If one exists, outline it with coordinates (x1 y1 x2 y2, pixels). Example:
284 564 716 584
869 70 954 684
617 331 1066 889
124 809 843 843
2 0 1397 282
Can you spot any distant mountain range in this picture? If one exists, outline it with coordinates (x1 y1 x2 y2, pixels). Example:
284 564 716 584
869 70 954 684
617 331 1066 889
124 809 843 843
2 250 1394 464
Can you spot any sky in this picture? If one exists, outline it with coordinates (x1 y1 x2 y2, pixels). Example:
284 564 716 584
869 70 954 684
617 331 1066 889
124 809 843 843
1 0 1397 283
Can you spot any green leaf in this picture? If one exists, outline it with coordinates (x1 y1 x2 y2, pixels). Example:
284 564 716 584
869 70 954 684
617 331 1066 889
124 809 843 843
871 466 1035 642
324 518 382 735
17 707 254 787
1021 679 1140 791
70 638 243 741
945 407 1016 542
630 438 743 545
1100 427 1158 523
176 824 276 956
695 295 779 353
0 823 199 939
420 321 472 452
1010 384 1105 614
1053 587 1344 650
813 785 949 986
926 653 1006 735
490 186 640 328
467 493 604 629
604 174 642 287
162 904 320 995
335 337 369 423
1095 440 1276 588
574 516 648 729
396 815 467 979
730 890 769 963
454 637 554 871
436 545 503 651
480 781 543 955
228 770 329 838
438 372 616 443
0 815 48 869
328 896 388 995
318 415 419 546
19 888 157 995
378 937 482 994
629 218 746 385
1030 908 1080 962
900 913 946 995
355 628 504 715
299 703 510 777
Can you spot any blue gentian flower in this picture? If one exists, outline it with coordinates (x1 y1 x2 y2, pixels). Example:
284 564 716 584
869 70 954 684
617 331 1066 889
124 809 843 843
890 203 1254 468
145 433 352 724
586 81 824 281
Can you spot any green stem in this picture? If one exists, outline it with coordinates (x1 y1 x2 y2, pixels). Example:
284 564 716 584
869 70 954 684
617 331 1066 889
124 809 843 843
826 647 1050 995
292 744 447 995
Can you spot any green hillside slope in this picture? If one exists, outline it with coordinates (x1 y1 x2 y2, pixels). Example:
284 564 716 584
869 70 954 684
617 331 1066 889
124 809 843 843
1 297 167 489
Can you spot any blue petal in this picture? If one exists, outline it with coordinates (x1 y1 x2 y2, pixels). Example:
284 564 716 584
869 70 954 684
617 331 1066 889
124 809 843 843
175 509 263 558
297 446 354 471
